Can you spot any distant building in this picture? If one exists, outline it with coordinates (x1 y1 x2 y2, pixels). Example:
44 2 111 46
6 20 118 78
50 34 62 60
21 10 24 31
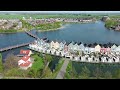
101 16 110 21
22 17 25 20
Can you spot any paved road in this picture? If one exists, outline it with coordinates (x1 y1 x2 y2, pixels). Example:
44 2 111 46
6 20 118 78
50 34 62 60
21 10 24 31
56 59 70 79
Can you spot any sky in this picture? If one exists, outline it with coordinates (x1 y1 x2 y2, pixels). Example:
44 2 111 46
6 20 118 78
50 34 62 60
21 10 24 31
0 11 120 14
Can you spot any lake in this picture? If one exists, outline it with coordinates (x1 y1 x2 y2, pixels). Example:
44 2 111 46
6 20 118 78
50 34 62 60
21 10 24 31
1 20 120 60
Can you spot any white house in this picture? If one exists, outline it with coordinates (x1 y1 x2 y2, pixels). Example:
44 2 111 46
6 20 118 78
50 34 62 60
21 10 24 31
81 56 85 62
18 55 32 70
79 43 85 52
89 47 95 53
111 44 117 52
50 41 55 49
115 45 120 52
73 43 79 51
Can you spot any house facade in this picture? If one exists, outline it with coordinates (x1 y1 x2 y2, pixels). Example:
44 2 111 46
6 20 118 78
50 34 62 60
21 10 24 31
18 55 32 70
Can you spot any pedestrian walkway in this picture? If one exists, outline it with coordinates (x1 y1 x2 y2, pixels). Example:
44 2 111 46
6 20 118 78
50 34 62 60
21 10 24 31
56 58 70 79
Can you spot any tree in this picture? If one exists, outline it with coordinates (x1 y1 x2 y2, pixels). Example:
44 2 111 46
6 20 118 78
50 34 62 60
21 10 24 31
114 69 120 79
104 71 112 79
28 68 40 78
0 53 3 73
40 67 52 78
80 66 90 78
4 54 18 70
44 54 53 67
105 19 118 29
93 67 103 79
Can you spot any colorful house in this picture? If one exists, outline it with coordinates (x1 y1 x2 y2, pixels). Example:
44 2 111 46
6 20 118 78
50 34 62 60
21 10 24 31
68 41 74 51
111 44 117 52
59 41 66 51
115 45 120 52
73 43 79 51
84 47 89 54
20 50 32 56
64 42 69 52
18 55 32 70
100 47 107 53
79 43 85 52
54 41 60 50
89 47 95 53
50 41 55 49
95 44 101 52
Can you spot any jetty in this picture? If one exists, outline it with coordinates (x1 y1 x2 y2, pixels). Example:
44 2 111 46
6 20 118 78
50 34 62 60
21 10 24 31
0 42 34 52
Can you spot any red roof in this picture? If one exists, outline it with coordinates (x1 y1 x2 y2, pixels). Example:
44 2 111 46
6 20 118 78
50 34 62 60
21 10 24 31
21 55 30 61
19 61 31 67
20 50 31 55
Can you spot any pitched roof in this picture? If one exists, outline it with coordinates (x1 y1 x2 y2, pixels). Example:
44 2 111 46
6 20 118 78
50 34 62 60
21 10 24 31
21 55 30 61
19 61 31 67
20 50 31 55
80 43 85 48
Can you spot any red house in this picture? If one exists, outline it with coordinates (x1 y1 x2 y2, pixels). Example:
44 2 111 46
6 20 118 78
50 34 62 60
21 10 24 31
100 47 111 54
20 50 32 56
100 48 107 53
64 45 68 52
19 61 32 70
18 55 32 70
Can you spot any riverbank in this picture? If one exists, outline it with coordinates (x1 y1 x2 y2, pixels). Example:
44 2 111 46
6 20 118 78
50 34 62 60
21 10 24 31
37 24 67 32
0 28 35 34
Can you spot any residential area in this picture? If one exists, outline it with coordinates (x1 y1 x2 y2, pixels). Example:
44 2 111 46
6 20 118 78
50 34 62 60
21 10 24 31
29 39 120 63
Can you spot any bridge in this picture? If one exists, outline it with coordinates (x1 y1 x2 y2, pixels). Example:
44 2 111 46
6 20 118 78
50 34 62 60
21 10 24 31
24 30 40 40
0 42 34 52
0 30 42 52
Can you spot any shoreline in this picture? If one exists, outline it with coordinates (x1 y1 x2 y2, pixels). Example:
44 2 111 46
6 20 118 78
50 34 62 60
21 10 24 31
0 28 34 34
37 24 68 32
0 21 97 34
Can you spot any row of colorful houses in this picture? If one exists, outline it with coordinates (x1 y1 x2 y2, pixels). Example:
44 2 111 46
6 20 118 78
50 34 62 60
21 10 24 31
30 39 120 54
28 39 120 63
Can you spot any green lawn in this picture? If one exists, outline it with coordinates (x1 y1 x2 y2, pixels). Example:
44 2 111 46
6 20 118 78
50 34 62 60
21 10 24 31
31 55 44 70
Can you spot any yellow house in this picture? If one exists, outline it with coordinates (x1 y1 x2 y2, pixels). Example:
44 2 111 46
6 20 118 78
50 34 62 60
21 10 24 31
54 41 60 50
95 44 101 52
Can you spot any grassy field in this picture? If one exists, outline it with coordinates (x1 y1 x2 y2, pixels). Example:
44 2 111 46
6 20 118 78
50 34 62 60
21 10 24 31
0 13 102 19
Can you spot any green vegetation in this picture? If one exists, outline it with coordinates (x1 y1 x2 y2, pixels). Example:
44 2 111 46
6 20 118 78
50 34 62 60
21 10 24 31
20 19 34 30
50 59 64 79
65 62 120 79
0 29 17 33
36 22 62 31
28 54 44 78
0 13 101 33
0 53 3 73
0 13 101 19
105 19 119 29
113 69 120 78
64 61 73 79
2 52 64 79
3 53 120 79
